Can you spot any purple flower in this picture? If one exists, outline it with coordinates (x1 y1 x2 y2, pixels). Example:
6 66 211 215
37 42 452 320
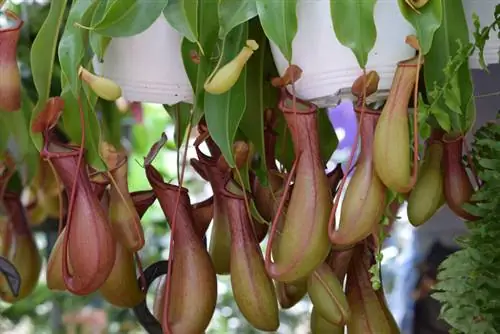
328 100 359 173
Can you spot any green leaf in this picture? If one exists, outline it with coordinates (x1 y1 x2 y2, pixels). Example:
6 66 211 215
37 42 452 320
397 0 443 54
239 18 274 183
478 158 500 171
419 122 431 139
58 0 105 170
255 0 298 62
443 73 463 113
432 106 451 132
2 88 39 183
164 0 199 45
91 0 168 37
330 0 377 68
61 83 105 170
100 100 124 149
29 0 68 152
218 0 258 39
164 102 192 148
6 171 23 194
0 115 9 157
423 0 475 134
204 23 248 167
180 0 220 124
89 0 112 61
59 0 99 97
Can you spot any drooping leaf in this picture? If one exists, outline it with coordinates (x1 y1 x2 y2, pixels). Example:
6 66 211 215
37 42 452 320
330 0 377 68
61 77 105 170
11 88 39 183
423 0 475 134
218 0 258 39
180 0 220 124
59 0 99 97
255 0 298 62
431 106 451 132
397 0 443 54
239 17 279 184
89 0 112 61
100 99 125 149
204 23 248 167
90 0 168 37
58 0 105 170
442 73 463 114
29 0 68 151
164 102 192 148
164 0 199 46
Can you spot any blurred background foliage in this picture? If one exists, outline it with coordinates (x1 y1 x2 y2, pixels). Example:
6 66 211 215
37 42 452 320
0 0 312 332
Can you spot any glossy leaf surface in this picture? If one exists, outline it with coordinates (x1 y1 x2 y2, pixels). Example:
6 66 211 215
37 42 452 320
255 0 298 62
330 0 377 68
91 0 168 37
398 0 442 54
205 23 248 167
218 0 258 39
164 0 199 45
29 0 68 151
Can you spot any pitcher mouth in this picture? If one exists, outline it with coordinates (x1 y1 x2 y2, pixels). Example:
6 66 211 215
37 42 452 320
43 140 86 159
0 10 24 33
442 133 465 143
278 88 317 115
354 106 382 117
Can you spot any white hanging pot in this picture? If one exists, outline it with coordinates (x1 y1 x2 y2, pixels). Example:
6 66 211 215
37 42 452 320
463 0 500 69
93 16 193 105
270 0 416 106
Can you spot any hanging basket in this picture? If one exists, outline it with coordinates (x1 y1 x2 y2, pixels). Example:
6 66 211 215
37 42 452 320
270 0 416 106
464 0 500 69
93 17 193 105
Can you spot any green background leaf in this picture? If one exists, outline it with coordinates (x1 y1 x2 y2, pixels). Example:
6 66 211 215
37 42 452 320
239 17 279 183
164 102 192 148
58 0 104 169
397 0 442 54
255 0 298 62
432 106 451 132
29 0 68 151
204 23 248 167
164 0 199 45
91 0 167 37
180 0 220 124
100 99 125 149
218 0 258 39
423 0 475 134
89 0 112 61
330 0 377 68
0 89 39 183
58 0 98 97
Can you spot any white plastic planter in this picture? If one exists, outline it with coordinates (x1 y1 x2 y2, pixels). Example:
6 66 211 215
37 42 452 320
94 16 193 105
464 0 500 69
270 0 416 105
